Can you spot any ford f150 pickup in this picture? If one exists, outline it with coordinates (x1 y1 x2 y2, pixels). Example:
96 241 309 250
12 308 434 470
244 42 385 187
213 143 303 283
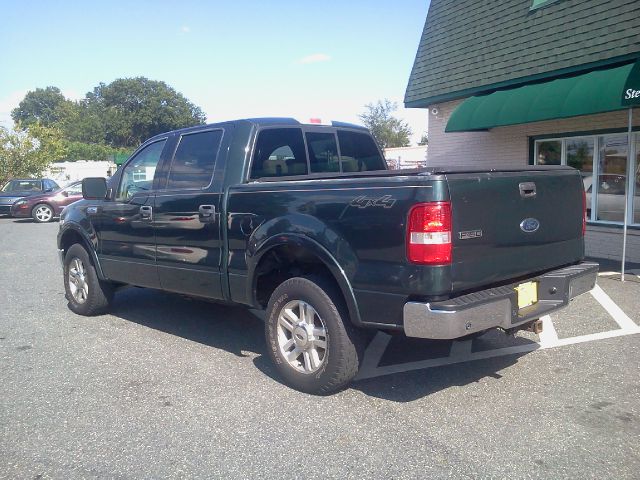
57 118 598 394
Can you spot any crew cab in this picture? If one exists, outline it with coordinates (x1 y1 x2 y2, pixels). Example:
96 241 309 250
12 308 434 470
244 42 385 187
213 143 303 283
57 118 598 394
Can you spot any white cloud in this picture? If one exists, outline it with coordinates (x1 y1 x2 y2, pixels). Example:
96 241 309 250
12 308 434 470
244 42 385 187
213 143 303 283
298 53 332 64
181 26 191 33
0 90 28 128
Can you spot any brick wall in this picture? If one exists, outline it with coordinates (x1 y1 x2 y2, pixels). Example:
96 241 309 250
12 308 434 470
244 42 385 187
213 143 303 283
426 100 640 167
586 226 640 264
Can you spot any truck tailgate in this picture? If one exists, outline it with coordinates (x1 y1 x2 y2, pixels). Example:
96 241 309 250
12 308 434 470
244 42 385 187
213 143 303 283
446 168 585 293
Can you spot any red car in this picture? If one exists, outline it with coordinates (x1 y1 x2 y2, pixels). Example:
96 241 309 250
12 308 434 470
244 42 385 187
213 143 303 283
10 181 83 223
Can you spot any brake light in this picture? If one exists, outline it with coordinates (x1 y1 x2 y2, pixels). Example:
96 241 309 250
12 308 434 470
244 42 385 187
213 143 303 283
407 202 452 265
582 187 587 236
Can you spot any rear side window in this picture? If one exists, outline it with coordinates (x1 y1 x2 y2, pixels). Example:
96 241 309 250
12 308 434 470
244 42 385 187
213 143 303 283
337 130 386 172
251 128 308 179
167 130 223 190
307 132 339 173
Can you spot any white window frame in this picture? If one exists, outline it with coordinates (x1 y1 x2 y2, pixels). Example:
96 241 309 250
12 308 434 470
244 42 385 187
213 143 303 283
534 133 638 226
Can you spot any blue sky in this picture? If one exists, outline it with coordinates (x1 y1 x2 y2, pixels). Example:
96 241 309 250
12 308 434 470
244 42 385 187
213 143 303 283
0 1 431 144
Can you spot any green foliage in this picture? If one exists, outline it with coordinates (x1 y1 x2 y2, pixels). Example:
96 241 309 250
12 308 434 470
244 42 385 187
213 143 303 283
418 133 428 146
11 87 73 128
11 78 206 155
0 125 66 186
85 77 206 147
60 140 132 162
359 99 412 149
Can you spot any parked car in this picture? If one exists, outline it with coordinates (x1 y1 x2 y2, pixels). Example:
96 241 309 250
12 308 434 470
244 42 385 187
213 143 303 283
58 118 597 394
0 178 60 216
10 181 83 223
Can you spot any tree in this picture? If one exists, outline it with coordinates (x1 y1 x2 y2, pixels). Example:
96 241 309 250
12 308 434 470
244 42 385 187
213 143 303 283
11 87 73 128
60 140 132 162
85 77 206 147
418 133 428 146
0 125 66 185
359 99 412 149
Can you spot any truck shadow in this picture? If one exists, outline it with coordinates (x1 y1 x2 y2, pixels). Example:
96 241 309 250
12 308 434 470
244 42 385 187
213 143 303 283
351 352 527 402
109 287 534 402
110 287 266 359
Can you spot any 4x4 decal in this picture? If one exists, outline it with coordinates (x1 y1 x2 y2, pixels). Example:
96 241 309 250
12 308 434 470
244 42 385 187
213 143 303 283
349 195 396 209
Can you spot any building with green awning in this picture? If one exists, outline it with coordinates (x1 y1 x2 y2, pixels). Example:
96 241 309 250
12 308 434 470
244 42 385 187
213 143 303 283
405 0 640 263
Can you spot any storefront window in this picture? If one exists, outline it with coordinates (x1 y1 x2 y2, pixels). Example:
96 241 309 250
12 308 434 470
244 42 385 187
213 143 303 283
566 138 594 172
536 140 561 165
534 133 639 226
635 135 640 224
597 135 627 222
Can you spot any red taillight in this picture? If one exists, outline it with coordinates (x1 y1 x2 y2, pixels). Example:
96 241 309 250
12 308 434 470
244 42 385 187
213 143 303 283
582 188 587 236
407 202 452 265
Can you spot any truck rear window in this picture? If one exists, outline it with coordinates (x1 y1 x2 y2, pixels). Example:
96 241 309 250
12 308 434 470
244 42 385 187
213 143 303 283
249 127 386 180
337 130 386 172
251 128 308 179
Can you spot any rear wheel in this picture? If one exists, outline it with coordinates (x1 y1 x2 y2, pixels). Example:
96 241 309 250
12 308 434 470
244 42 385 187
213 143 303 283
32 203 54 223
265 276 364 395
64 244 114 315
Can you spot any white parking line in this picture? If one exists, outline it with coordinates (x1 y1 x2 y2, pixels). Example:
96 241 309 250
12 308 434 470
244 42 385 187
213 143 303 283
355 286 640 381
590 285 640 332
449 338 473 358
354 332 391 379
537 315 558 346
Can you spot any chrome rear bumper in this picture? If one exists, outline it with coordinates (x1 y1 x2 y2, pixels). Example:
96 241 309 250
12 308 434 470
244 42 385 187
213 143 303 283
403 262 599 339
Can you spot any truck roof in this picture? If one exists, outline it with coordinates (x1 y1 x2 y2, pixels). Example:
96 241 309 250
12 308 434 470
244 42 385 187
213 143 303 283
146 117 368 143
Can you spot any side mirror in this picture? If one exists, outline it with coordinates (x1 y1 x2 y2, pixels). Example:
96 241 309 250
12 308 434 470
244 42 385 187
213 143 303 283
82 177 108 200
61 190 69 197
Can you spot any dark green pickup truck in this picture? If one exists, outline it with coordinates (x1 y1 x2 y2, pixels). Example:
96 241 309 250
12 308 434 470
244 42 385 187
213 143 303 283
57 118 598 394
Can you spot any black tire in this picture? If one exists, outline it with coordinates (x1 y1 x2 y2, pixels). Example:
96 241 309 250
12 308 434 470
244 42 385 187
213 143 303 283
32 203 54 223
64 243 114 316
265 276 365 395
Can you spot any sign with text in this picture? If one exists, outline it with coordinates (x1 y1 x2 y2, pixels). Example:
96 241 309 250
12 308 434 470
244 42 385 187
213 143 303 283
622 60 640 107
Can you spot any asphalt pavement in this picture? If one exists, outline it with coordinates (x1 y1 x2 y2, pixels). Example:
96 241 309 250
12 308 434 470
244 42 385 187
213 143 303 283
1 217 639 479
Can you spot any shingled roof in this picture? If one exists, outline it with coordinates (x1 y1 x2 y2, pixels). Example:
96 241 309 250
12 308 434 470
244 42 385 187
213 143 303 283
405 0 640 107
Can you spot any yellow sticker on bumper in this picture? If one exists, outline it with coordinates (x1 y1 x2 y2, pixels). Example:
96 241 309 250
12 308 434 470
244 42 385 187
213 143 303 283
515 281 538 309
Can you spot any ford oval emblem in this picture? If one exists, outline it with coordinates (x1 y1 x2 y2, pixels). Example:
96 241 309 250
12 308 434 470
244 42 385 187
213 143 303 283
520 218 540 233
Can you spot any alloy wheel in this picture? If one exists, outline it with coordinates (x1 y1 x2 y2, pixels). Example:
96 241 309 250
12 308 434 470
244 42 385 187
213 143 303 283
68 257 89 304
34 205 53 222
277 300 328 373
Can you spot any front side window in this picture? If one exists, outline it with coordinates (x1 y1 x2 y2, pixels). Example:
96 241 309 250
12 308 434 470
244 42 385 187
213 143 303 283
166 130 223 190
117 139 166 200
307 132 339 173
250 128 307 179
337 130 386 172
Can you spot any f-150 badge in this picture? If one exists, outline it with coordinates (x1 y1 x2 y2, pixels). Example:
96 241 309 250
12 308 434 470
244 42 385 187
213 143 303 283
350 195 396 209
459 229 483 240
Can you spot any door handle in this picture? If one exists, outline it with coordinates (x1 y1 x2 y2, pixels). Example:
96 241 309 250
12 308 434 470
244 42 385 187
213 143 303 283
519 182 537 198
140 205 153 221
199 204 216 223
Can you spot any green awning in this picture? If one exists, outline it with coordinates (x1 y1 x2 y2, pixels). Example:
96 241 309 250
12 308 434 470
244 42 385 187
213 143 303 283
446 61 638 132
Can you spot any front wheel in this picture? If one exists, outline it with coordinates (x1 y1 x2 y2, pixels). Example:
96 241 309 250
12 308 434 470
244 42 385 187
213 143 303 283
32 203 54 223
265 276 364 395
64 244 114 315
